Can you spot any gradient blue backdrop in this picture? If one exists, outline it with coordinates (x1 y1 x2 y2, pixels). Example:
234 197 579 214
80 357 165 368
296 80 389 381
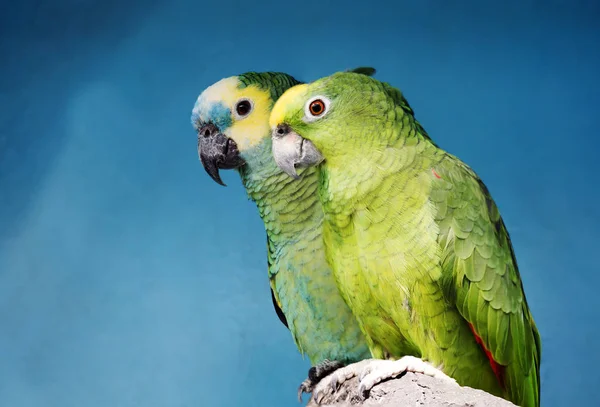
1 1 598 406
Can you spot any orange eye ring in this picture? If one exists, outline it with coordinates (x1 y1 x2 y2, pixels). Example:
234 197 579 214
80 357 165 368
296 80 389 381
308 99 326 116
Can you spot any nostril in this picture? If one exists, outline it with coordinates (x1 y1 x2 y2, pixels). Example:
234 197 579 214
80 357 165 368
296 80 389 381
204 129 211 137
276 124 289 136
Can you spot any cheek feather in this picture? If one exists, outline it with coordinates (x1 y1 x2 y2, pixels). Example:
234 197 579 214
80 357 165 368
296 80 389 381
227 96 272 150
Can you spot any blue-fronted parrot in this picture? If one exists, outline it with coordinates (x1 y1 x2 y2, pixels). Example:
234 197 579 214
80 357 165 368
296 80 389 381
191 69 375 399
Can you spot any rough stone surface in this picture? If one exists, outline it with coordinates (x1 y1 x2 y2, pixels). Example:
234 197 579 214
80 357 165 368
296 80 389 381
306 372 516 407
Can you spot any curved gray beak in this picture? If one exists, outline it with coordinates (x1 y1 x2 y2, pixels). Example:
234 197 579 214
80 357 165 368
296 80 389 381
198 122 245 186
271 124 323 179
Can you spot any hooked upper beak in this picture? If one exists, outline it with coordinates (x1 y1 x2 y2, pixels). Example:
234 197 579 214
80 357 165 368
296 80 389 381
197 122 245 186
271 124 323 179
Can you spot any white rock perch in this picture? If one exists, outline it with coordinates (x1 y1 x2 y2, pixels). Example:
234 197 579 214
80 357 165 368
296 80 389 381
306 372 516 407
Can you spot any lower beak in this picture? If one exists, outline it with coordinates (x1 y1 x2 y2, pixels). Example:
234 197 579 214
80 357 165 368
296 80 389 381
271 124 323 179
198 123 245 186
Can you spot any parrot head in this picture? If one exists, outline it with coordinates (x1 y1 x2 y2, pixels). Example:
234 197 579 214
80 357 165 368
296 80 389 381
191 72 301 185
269 70 403 179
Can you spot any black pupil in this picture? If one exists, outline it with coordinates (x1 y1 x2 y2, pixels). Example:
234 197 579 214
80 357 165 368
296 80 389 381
236 100 251 116
311 102 323 114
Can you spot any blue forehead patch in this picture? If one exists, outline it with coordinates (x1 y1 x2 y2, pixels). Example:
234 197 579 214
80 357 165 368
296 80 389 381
191 100 232 132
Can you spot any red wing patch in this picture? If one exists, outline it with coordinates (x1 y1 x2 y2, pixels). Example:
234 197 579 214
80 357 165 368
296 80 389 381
432 168 442 179
468 323 505 388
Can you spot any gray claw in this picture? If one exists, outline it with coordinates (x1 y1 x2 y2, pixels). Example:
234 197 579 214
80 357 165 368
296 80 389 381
297 360 346 404
297 381 310 403
329 375 340 392
312 389 326 405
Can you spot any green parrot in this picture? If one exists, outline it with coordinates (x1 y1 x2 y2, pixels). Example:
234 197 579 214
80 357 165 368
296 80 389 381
269 71 541 407
191 69 376 398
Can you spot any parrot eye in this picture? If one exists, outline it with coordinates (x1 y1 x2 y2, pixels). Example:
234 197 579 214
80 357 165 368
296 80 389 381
304 96 331 122
234 99 253 119
308 100 325 116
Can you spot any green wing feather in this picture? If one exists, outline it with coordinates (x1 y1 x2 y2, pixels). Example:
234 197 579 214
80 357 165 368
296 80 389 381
433 156 541 407
266 233 288 328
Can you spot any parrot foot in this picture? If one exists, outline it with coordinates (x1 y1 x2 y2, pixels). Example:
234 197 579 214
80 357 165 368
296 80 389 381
310 359 375 404
357 356 458 400
297 359 345 403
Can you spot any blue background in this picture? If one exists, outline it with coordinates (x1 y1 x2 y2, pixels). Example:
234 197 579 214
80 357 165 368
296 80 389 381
1 1 598 406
